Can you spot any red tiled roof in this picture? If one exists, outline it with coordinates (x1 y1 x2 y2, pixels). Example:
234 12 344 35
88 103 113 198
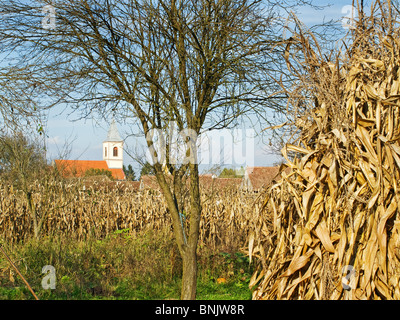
128 181 141 190
242 166 281 191
139 175 159 190
54 160 126 180
139 174 241 191
199 174 242 190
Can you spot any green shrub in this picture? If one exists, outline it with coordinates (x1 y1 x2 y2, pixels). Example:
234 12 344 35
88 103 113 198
84 168 114 180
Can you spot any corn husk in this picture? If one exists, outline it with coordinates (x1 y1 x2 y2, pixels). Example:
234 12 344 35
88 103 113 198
249 3 400 300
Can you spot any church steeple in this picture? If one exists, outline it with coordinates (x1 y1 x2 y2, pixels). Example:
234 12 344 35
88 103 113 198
105 119 122 142
103 119 123 169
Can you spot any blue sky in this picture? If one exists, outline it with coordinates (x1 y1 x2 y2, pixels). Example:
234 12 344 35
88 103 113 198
43 0 357 174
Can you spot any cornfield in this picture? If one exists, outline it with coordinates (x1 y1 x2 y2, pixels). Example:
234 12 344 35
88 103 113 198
0 179 260 252
249 2 400 299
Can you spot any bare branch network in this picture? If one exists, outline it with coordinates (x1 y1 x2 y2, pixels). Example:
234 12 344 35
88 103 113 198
0 0 323 300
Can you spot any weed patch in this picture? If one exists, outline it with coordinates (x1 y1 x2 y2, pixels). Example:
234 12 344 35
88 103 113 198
0 228 253 300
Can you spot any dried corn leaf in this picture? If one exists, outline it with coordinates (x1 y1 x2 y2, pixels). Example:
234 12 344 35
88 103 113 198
250 3 400 300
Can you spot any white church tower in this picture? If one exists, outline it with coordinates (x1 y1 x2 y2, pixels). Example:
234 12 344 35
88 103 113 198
103 119 123 169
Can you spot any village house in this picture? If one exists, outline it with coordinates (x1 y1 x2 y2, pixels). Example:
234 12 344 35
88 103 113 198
53 119 285 193
139 166 285 193
139 173 242 192
240 166 282 192
54 119 126 180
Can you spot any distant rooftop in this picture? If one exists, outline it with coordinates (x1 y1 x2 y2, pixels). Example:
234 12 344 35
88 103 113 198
104 119 122 142
54 159 126 180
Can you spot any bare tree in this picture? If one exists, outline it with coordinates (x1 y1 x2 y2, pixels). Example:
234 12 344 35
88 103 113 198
0 0 315 299
0 61 43 128
0 128 52 239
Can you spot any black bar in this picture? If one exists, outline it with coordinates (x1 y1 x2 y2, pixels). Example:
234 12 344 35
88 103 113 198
0 299 390 319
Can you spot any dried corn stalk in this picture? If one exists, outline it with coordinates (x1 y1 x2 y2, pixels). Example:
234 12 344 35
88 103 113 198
0 179 259 252
249 1 400 300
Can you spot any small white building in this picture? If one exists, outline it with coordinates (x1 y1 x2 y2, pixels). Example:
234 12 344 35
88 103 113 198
103 119 124 169
54 119 126 180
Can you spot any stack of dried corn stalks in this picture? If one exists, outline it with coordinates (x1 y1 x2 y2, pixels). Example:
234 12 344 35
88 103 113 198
249 2 400 299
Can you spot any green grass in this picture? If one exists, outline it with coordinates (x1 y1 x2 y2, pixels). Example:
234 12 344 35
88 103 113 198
0 229 254 300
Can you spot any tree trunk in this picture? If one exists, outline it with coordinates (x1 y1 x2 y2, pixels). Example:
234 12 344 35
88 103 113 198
26 191 39 239
153 161 202 300
181 245 198 300
180 163 201 300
